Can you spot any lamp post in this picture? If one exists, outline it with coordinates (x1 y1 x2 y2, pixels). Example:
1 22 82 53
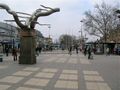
36 23 51 49
80 20 83 38
80 20 84 49
36 23 51 38
48 25 51 38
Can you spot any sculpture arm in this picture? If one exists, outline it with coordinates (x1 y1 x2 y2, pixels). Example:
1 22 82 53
0 3 27 29
30 8 60 29
35 8 60 17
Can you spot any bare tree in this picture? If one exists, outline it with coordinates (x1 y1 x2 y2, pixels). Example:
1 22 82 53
83 2 119 42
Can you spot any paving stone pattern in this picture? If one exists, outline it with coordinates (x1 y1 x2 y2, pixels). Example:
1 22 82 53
0 50 118 90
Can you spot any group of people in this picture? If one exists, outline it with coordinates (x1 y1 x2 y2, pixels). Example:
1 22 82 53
68 44 79 55
35 45 42 56
83 46 94 59
4 47 18 61
67 45 94 59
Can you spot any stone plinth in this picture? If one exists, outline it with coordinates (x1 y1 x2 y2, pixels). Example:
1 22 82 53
19 30 36 64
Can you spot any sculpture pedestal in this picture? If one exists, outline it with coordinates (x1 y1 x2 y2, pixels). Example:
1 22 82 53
19 31 36 64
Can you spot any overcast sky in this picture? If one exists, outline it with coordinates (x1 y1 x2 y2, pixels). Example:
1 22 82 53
0 0 120 42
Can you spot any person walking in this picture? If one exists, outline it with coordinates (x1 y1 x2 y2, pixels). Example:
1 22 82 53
75 44 79 54
106 47 110 56
0 44 3 53
5 47 9 56
68 45 72 55
12 47 17 61
88 46 92 59
35 46 39 56
84 46 87 56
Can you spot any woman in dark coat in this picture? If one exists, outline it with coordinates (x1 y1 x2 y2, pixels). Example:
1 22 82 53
12 48 17 61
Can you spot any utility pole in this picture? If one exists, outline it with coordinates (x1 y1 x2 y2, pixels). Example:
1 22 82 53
36 23 51 38
80 20 84 49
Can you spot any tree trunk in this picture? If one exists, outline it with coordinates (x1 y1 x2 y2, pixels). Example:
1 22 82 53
19 30 36 64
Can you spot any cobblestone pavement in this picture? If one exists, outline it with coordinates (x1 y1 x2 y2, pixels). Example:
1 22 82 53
0 50 119 90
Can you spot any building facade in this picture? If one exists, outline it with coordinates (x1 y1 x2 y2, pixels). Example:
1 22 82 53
0 22 20 52
0 22 44 53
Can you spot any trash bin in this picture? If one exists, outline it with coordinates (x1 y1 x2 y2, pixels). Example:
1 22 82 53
0 54 3 62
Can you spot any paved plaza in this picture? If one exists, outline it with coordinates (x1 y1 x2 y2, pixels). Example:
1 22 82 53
0 50 119 90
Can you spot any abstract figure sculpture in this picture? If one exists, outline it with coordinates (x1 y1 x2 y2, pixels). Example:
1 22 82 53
0 3 60 64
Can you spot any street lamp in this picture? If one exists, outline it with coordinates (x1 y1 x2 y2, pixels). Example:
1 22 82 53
36 22 51 38
79 20 84 49
36 23 51 49
48 25 51 38
80 20 83 38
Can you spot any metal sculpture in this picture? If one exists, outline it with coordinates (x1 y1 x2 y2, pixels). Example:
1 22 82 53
0 3 60 64
0 3 60 29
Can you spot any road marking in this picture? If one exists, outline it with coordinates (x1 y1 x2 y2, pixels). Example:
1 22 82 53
24 78 49 86
84 75 104 81
23 67 40 71
86 82 111 90
56 59 66 63
0 66 8 69
80 59 91 64
59 74 78 80
0 85 11 90
68 58 78 64
16 87 42 90
0 76 24 84
42 68 58 73
62 70 78 74
55 80 78 89
13 71 33 76
35 72 55 78
83 71 99 75
83 70 111 90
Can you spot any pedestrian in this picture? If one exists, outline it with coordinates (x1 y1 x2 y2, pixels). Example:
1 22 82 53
5 47 9 56
68 45 72 55
75 44 79 54
84 46 87 56
76 47 78 54
88 46 92 59
39 46 42 53
106 47 110 56
93 47 96 54
0 44 3 53
12 47 18 61
35 47 39 56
